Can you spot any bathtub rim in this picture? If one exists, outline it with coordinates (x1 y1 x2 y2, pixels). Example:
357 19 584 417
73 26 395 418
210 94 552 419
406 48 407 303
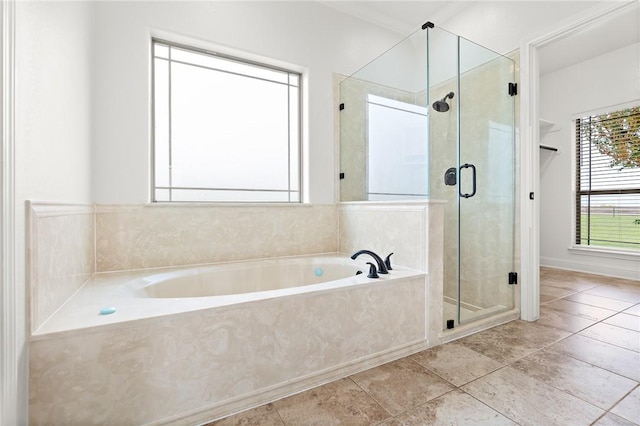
31 252 426 342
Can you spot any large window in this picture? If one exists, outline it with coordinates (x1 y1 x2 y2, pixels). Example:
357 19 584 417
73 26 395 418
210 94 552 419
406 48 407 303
575 105 640 250
152 40 301 202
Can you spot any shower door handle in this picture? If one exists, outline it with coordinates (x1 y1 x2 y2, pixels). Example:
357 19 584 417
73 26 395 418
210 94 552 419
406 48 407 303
459 163 476 198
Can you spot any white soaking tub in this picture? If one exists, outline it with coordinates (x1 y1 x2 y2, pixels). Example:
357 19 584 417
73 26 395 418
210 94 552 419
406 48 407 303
29 254 428 425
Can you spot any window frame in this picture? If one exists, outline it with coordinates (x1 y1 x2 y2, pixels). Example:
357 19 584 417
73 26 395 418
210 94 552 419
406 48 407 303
573 103 640 252
150 38 303 203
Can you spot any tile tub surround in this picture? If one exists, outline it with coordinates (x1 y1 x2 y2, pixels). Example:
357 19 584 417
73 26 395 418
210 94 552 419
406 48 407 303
339 201 446 345
95 204 339 272
338 202 430 271
27 203 338 334
211 269 639 426
27 202 95 333
27 201 444 328
29 270 428 425
28 201 447 423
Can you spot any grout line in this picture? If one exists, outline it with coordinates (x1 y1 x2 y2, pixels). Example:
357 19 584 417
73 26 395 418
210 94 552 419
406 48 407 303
345 376 394 421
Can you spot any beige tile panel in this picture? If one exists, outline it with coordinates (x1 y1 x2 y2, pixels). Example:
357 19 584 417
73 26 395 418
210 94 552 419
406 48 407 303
462 367 605 426
350 358 454 416
585 285 640 303
610 386 640 424
564 292 637 311
604 312 640 332
28 202 95 333
511 349 638 410
457 320 571 364
394 389 516 425
625 304 640 316
95 204 338 272
29 275 426 424
338 202 431 272
549 334 640 381
540 284 577 301
536 306 597 333
579 322 640 352
273 378 390 425
411 342 503 387
593 412 639 426
543 299 617 322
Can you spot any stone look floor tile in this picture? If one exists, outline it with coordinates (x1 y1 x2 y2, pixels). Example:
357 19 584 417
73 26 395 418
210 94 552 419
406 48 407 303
579 322 640 352
544 298 617 321
394 389 516 425
549 334 640 381
604 312 640 332
410 342 503 387
540 285 577 301
541 278 600 292
540 294 558 304
593 412 639 426
611 386 640 424
585 286 640 304
625 304 640 316
457 320 571 364
564 292 637 311
536 306 597 333
272 378 390 425
461 367 605 426
375 418 403 426
511 349 638 409
350 358 454 416
208 404 283 426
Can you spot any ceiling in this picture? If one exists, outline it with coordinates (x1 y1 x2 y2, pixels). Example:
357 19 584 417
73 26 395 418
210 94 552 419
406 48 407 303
538 4 640 75
319 1 640 75
318 1 469 35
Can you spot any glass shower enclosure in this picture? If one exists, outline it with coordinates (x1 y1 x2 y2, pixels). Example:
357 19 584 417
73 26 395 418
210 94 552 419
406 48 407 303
339 23 517 329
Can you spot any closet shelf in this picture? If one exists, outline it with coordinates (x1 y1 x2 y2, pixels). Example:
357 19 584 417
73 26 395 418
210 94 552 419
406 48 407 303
539 119 560 134
539 119 554 128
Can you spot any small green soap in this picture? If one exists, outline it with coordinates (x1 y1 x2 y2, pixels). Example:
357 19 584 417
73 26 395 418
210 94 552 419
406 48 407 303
99 307 116 315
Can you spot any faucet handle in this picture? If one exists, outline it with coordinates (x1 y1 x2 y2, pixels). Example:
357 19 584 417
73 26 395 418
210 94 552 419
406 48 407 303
366 262 379 279
384 253 394 271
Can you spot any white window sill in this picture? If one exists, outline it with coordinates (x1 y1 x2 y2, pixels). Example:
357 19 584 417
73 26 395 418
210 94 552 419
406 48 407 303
568 246 640 261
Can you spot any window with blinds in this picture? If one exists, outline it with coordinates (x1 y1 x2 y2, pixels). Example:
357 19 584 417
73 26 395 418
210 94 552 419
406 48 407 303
575 105 640 250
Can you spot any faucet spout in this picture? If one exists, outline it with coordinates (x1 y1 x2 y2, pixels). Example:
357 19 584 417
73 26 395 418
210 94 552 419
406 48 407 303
350 250 389 274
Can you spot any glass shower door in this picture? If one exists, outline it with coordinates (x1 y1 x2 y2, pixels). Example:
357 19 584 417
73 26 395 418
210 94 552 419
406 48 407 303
457 37 516 324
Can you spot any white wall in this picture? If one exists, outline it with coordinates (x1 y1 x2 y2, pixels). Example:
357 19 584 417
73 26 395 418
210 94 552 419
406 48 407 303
16 1 92 202
539 42 640 280
437 1 607 55
90 1 405 204
13 1 93 422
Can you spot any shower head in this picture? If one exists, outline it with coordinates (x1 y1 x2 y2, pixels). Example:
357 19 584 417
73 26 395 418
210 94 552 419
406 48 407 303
432 92 455 112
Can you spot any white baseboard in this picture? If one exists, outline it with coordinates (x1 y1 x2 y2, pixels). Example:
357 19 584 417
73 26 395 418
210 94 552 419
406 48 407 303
540 256 640 281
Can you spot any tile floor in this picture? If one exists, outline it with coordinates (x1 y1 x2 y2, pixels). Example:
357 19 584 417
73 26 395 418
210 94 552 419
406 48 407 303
208 268 640 425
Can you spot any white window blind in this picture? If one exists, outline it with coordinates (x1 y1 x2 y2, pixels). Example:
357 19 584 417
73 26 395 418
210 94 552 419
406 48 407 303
575 105 640 250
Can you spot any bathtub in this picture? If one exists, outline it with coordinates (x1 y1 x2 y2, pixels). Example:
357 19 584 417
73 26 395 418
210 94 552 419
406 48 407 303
30 254 428 425
133 255 366 298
